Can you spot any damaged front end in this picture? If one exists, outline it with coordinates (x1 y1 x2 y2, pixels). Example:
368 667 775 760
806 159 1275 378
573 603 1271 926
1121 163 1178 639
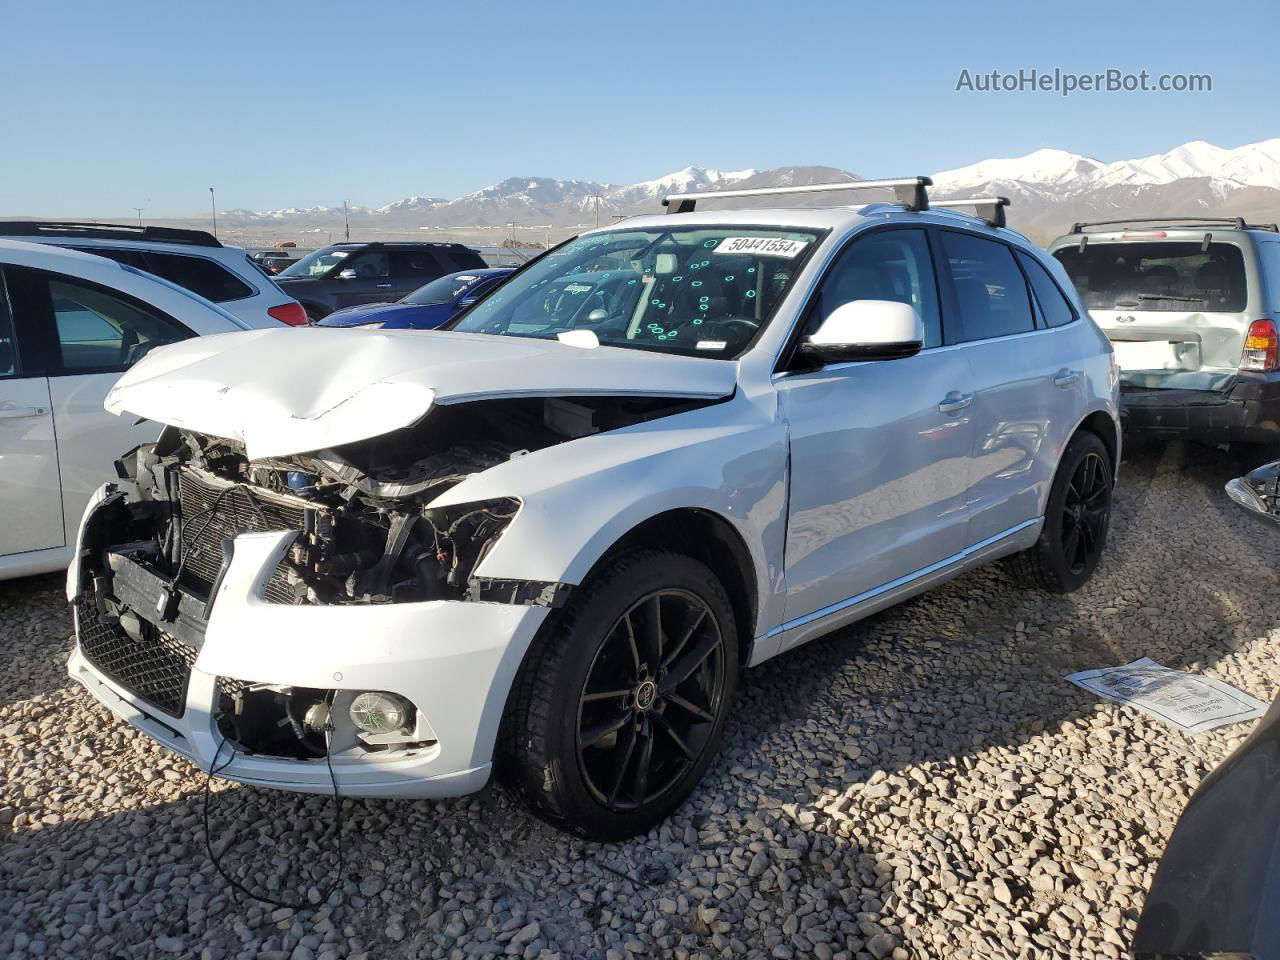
71 393 704 763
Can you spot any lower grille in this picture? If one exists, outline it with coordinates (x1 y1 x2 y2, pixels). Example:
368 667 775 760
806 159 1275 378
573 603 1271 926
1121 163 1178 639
76 599 196 717
176 467 308 603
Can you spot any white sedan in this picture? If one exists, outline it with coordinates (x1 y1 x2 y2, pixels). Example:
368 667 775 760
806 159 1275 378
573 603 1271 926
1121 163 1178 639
0 240 279 579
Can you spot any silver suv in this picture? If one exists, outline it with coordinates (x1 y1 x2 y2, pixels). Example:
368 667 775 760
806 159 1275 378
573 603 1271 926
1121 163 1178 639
1049 218 1280 445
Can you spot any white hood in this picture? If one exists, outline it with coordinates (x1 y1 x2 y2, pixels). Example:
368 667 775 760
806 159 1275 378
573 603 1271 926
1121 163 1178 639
105 328 737 459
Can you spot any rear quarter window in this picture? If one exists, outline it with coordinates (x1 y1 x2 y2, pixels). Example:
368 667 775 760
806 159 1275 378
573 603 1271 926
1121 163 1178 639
139 252 255 302
1016 250 1077 328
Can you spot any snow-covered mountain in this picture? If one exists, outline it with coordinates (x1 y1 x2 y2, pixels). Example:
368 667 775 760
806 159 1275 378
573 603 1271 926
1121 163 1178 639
211 140 1280 242
932 139 1280 195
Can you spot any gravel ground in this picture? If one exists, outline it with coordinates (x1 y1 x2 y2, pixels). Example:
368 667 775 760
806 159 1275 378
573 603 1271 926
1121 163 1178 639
4 439 1280 960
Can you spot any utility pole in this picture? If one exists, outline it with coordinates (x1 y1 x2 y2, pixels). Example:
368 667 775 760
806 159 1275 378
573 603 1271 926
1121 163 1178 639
343 200 350 241
132 207 144 228
208 187 217 239
593 194 600 229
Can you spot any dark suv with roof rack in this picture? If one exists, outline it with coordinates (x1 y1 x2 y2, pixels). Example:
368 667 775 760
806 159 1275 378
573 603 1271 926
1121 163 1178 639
274 241 488 322
1049 217 1280 445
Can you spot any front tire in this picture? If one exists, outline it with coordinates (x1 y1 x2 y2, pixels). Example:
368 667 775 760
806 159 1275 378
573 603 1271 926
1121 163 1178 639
1005 430 1113 593
499 549 738 840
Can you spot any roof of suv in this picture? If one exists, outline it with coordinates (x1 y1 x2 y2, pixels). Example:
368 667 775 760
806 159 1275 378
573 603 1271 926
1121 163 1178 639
327 240 480 251
599 203 1032 244
0 220 221 248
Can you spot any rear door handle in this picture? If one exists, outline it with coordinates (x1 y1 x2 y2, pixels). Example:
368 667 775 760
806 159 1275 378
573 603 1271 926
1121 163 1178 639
375 283 393 288
0 405 48 420
1053 369 1081 388
938 391 973 414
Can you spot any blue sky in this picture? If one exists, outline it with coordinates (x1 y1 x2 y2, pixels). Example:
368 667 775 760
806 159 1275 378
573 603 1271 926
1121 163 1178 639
1 0 1275 217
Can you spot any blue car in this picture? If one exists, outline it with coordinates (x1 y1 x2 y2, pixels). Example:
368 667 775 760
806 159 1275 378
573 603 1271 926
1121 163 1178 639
317 268 514 329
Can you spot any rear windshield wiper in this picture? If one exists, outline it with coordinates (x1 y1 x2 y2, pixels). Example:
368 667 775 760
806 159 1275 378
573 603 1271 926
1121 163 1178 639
1114 294 1206 306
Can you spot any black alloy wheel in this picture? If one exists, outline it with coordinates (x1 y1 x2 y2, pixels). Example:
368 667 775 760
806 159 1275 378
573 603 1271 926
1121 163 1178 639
575 589 728 812
1061 450 1110 576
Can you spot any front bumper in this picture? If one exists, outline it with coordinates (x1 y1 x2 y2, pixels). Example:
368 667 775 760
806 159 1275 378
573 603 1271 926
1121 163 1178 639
68 529 551 798
1120 372 1280 444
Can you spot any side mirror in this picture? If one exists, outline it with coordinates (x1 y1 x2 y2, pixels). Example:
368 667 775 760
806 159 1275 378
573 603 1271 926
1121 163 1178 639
338 268 358 280
585 308 609 323
798 300 924 365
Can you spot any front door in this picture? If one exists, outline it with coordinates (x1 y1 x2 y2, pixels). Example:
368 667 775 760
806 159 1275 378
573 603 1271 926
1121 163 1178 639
0 268 63 555
332 250 393 308
777 228 974 643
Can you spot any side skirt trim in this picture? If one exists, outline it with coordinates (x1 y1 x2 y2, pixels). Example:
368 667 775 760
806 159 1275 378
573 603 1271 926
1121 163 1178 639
766 517 1041 639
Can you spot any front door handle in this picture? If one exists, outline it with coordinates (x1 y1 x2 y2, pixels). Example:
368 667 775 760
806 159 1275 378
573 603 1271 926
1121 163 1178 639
1053 369 1081 388
0 405 48 420
375 283 393 289
938 391 973 415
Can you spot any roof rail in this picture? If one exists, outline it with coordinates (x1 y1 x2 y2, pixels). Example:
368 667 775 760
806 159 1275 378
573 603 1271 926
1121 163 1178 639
662 177 932 215
1067 216 1257 234
0 220 222 248
930 197 1011 229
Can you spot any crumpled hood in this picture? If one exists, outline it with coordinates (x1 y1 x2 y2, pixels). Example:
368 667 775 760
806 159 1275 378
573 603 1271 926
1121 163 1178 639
104 327 737 459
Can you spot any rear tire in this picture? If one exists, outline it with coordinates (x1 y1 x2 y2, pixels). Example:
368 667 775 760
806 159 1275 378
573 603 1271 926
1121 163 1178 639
1004 430 1113 593
498 548 738 840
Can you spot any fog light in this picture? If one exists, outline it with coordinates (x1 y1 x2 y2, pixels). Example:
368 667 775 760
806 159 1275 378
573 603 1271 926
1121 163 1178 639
349 692 412 734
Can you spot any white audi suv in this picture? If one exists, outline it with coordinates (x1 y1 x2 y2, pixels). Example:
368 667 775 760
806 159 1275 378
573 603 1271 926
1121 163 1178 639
67 180 1119 838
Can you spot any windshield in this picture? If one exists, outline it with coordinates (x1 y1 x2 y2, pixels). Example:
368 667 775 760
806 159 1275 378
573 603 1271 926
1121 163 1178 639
449 227 823 359
404 273 484 305
1054 241 1247 312
278 247 353 279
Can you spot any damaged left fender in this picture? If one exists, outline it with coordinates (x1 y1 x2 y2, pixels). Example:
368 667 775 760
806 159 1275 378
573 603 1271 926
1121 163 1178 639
430 387 790 652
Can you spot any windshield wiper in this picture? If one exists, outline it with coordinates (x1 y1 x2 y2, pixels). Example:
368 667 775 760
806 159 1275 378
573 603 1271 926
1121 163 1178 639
1115 293 1206 306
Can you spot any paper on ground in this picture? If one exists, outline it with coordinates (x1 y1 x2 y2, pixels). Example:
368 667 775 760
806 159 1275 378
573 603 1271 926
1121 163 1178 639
1065 657 1267 734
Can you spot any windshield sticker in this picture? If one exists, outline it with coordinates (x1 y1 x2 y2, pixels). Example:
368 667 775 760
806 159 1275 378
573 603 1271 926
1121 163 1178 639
696 340 728 351
562 283 593 294
714 236 810 258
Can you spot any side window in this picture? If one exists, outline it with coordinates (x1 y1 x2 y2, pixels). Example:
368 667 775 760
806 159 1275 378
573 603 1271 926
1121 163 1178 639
1260 242 1280 314
69 247 148 270
49 277 191 373
344 251 389 279
813 228 941 348
941 232 1035 343
0 271 17 378
139 252 254 302
391 251 440 279
1016 251 1077 328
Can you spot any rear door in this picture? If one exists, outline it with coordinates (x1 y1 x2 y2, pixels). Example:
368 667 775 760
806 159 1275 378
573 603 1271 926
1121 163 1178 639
390 250 446 299
0 267 62 556
938 231 1082 543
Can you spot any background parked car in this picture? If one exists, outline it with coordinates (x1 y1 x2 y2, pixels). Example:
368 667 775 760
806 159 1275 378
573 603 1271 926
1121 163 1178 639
251 250 296 275
0 221 308 327
317 267 513 329
1049 217 1280 446
275 241 487 322
0 239 280 580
